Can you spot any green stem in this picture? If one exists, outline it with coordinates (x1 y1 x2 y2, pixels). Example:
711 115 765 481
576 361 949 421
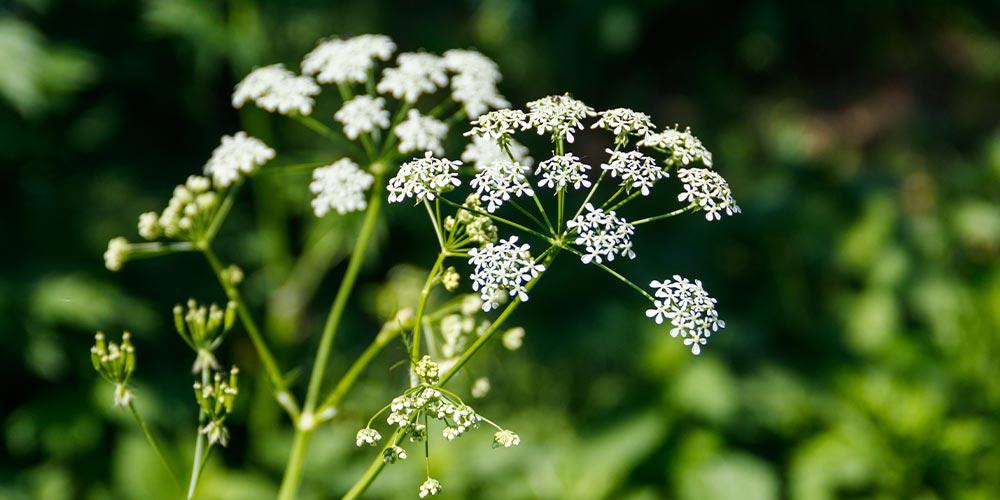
186 369 211 499
278 429 311 500
424 200 445 251
294 115 365 159
204 180 242 243
631 204 697 225
439 197 550 242
318 322 405 413
608 190 642 212
573 170 606 220
410 253 446 363
127 401 181 491
560 245 654 301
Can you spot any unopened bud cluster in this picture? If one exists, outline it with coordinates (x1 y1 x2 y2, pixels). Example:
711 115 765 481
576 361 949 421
174 299 237 372
193 366 240 446
90 332 136 407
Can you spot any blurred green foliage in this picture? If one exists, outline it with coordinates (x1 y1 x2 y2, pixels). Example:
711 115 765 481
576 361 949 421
2 0 999 498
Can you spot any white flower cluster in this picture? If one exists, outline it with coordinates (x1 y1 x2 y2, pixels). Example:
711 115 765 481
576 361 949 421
536 153 592 191
394 109 448 155
309 159 375 216
90 331 135 406
377 52 447 103
645 276 725 355
566 204 636 264
301 34 395 84
525 93 595 143
419 478 442 498
443 49 509 118
468 236 545 311
193 367 240 446
465 109 528 145
387 152 462 203
203 132 275 188
382 386 480 442
104 237 130 272
461 135 533 171
601 149 664 196
470 159 534 212
355 427 382 447
492 429 520 448
335 95 389 139
676 168 741 221
592 108 655 147
232 64 320 115
639 125 713 168
139 176 218 241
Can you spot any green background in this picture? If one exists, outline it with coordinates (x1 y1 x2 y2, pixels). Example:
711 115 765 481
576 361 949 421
3 0 999 498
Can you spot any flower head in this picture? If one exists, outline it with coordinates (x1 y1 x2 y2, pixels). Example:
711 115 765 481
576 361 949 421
464 108 528 149
535 153 592 191
153 176 219 241
387 152 462 203
638 125 713 168
382 445 408 464
592 108 655 148
471 377 491 398
414 355 440 384
394 109 448 155
461 135 533 171
232 64 319 115
355 427 382 447
443 49 507 118
301 34 395 84
193 366 240 446
525 93 595 143
502 326 525 350
173 299 237 373
468 236 545 311
204 132 275 188
104 237 131 272
601 149 664 196
377 52 447 103
645 276 725 355
335 95 390 139
470 159 534 212
90 331 136 406
419 478 442 497
566 204 636 264
309 159 375 216
492 429 520 448
676 168 740 221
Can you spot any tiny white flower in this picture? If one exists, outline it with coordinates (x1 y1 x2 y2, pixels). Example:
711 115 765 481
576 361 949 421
104 237 130 272
535 153 592 191
419 477 442 497
309 159 375 216
301 34 395 84
492 429 520 448
592 108 655 147
461 135 533 171
355 427 382 447
232 64 320 115
471 159 534 212
394 109 448 155
387 152 462 203
601 149 664 196
645 275 725 354
334 95 390 139
137 212 161 240
676 168 740 221
377 52 447 103
203 132 276 187
525 93 595 143
638 125 713 168
566 204 636 264
469 236 545 311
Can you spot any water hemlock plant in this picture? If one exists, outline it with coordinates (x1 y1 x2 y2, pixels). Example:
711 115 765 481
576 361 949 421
96 33 738 499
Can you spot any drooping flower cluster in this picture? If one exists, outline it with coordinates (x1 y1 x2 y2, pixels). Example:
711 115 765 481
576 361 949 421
645 276 725 355
301 34 396 84
601 149 665 196
309 159 375 216
492 429 520 449
525 93 596 143
444 49 509 118
139 176 218 241
394 109 448 155
535 153 592 191
377 52 448 103
566 204 636 264
471 159 534 212
639 125 713 168
676 168 741 220
387 152 462 203
335 95 390 139
173 299 236 373
90 331 136 407
419 478 442 498
232 64 320 115
468 236 545 311
461 135 533 171
592 108 655 148
193 366 240 446
203 132 275 188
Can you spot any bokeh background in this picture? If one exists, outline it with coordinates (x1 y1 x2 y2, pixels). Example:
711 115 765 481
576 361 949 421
3 1 1000 499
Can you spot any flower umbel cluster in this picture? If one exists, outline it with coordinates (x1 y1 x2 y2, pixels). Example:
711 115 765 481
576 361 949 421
301 34 396 84
676 168 741 220
335 95 390 139
232 64 320 116
645 276 725 355
525 93 596 143
601 149 664 196
193 366 240 446
174 299 237 373
638 125 714 168
468 236 545 311
90 332 136 407
203 132 276 188
394 109 448 155
310 159 375 216
387 152 462 203
566 204 636 264
535 153 592 191
471 159 534 212
593 108 655 148
139 175 218 242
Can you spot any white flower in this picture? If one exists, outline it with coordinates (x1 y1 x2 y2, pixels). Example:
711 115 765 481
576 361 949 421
461 135 533 171
443 49 501 83
638 125 713 167
200 420 229 446
301 34 395 84
377 52 447 102
334 95 389 139
394 109 448 155
113 383 134 408
137 212 161 240
535 153 592 191
203 132 275 187
592 108 655 146
493 429 520 448
566 204 636 264
387 152 462 203
645 275 725 355
676 168 740 221
309 159 375 216
355 427 382 447
601 149 664 196
471 159 534 212
465 108 527 145
232 64 320 115
419 478 442 497
501 327 525 350
471 377 491 398
525 93 595 143
382 445 408 464
104 237 130 271
443 49 507 118
468 236 545 311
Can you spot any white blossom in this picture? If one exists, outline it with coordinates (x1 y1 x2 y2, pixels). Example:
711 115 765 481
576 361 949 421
638 125 713 167
470 159 534 212
156 176 219 240
377 52 447 103
493 429 520 448
203 132 275 187
566 204 636 264
301 34 395 84
461 135 533 171
443 49 501 83
645 275 725 355
104 237 130 272
525 93 595 143
137 212 160 240
309 159 374 216
592 108 655 146
676 168 740 221
471 377 491 398
535 153 592 191
443 49 507 118
387 152 462 203
394 109 448 155
355 427 382 447
464 108 527 147
501 327 525 350
601 149 664 196
419 478 442 497
468 236 545 311
232 64 319 115
334 95 389 139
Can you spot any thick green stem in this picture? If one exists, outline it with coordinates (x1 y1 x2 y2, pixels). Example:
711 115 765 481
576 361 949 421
127 401 180 491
